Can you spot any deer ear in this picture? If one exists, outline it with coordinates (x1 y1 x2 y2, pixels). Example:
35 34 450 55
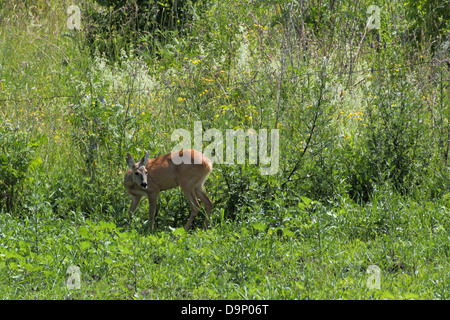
140 151 150 167
126 153 135 168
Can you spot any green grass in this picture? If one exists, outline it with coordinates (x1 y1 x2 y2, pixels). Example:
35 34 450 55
1 193 449 299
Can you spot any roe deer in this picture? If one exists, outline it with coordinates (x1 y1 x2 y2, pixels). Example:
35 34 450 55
124 149 213 231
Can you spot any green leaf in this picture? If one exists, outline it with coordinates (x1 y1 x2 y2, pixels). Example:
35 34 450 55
104 257 114 265
5 251 23 260
283 229 295 237
85 219 95 228
22 262 40 272
300 196 313 206
253 222 267 232
118 244 131 255
172 227 186 237
380 290 395 300
79 241 91 251
29 157 42 170
78 226 90 239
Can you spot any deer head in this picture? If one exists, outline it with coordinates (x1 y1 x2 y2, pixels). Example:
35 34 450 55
126 151 150 189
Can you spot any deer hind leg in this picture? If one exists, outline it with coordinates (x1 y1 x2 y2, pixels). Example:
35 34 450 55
179 183 201 231
195 185 213 229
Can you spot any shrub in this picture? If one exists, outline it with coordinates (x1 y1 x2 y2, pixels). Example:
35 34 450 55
83 0 207 60
0 120 37 213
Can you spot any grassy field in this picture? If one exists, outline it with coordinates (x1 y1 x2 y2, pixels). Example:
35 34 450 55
0 0 449 300
1 196 449 299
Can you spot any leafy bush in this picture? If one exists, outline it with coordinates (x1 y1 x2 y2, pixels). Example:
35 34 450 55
361 44 430 196
0 120 37 213
404 0 450 46
83 0 207 60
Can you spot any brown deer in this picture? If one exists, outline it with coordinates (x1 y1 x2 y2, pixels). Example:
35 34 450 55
124 149 213 231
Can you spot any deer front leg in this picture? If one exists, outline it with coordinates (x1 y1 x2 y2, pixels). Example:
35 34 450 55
128 195 142 219
148 192 158 230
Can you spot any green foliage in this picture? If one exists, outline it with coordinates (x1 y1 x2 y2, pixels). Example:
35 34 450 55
68 97 135 176
404 0 450 44
84 0 206 60
0 120 37 213
0 196 449 299
342 61 428 199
